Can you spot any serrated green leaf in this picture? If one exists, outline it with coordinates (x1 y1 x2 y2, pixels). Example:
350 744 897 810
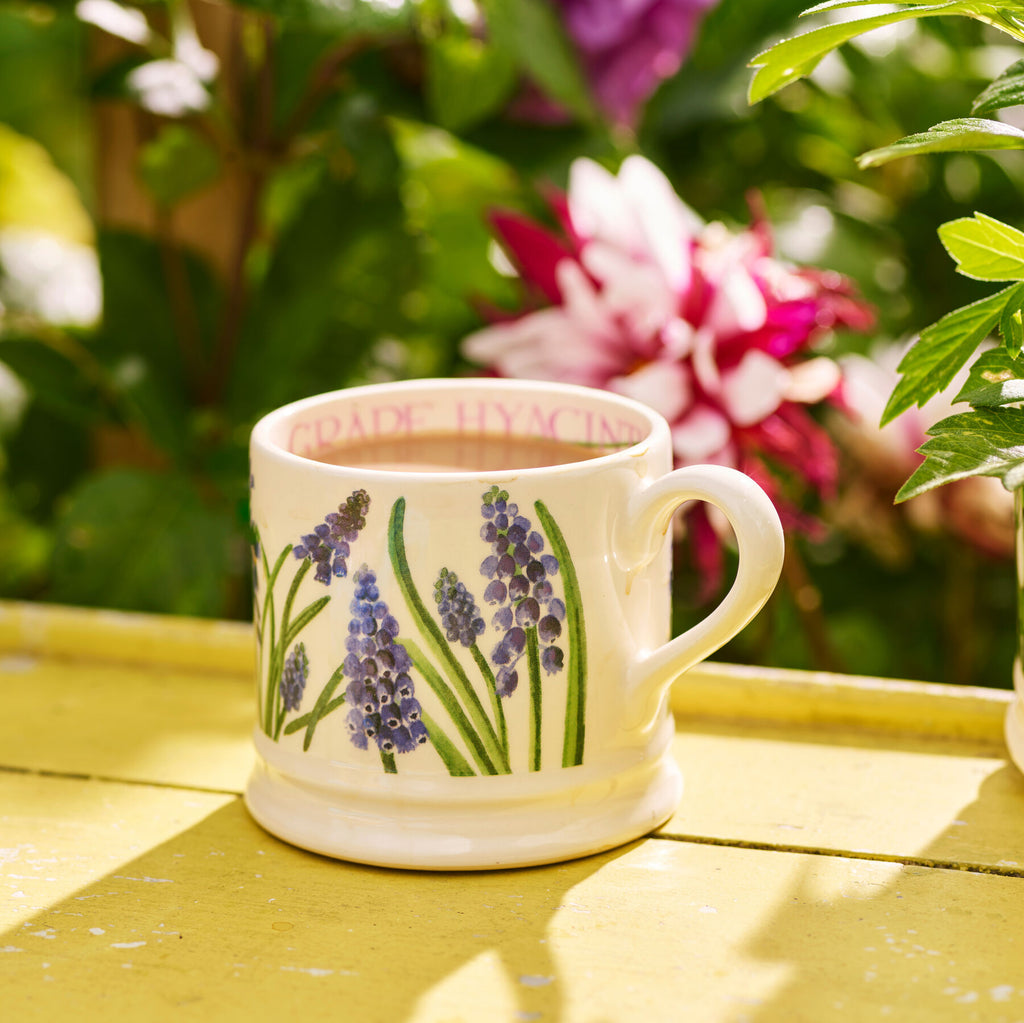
424 33 517 132
1000 284 1024 355
938 213 1024 281
959 377 1024 406
953 346 1023 403
882 285 1016 425
972 58 1024 115
857 118 1024 168
896 406 1024 500
748 2 969 104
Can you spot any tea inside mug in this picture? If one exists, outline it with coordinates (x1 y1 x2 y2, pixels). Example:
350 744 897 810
308 431 613 472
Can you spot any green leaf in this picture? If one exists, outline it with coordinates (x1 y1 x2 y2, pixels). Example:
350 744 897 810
954 347 1024 406
938 212 1024 281
972 58 1024 115
483 0 596 121
0 336 104 425
748 2 970 104
424 33 518 133
50 468 233 615
857 118 1024 169
882 285 1017 425
896 406 1024 500
1001 288 1024 357
228 0 414 33
138 125 221 210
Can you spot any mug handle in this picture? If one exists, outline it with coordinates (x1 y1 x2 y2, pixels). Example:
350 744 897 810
615 464 785 715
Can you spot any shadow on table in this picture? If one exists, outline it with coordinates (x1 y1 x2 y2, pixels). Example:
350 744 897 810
733 765 1024 1023
1 797 625 1021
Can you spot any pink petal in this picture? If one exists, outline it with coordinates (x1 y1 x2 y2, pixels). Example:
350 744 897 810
619 155 700 291
670 405 732 463
490 211 574 305
608 360 691 422
719 350 788 427
783 357 842 405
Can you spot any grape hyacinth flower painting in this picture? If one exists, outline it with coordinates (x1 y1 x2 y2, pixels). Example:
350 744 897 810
266 486 587 779
342 566 430 771
294 489 370 585
253 489 372 740
280 642 309 713
480 486 567 770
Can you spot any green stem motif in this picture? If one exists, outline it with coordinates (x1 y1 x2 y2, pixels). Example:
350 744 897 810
526 626 542 772
535 499 587 768
381 751 397 774
388 498 511 774
283 664 346 751
262 556 330 738
470 643 508 757
419 709 476 777
403 636 494 775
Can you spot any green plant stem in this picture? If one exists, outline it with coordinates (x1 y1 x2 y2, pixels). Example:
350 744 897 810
403 637 495 775
388 498 510 773
526 626 542 772
535 500 587 768
263 557 310 734
380 751 397 774
419 709 475 777
470 642 508 756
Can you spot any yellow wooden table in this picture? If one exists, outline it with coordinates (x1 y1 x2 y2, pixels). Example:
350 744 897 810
2 600 1023 1022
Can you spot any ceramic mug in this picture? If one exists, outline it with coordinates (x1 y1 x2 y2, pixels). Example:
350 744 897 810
245 378 784 869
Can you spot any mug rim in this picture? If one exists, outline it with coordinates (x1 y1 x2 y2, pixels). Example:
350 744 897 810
251 377 671 481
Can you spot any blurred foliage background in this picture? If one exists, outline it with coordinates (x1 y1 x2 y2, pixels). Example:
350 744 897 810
1 0 1021 686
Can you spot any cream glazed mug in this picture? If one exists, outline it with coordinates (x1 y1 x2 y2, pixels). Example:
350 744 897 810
245 378 784 869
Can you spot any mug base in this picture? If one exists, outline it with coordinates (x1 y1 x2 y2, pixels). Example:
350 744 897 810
243 750 683 871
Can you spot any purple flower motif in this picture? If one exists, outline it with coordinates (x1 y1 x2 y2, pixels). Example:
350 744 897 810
433 568 486 647
294 490 370 585
342 565 430 756
280 643 308 713
479 486 565 690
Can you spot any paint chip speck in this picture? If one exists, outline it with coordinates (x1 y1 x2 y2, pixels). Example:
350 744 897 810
990 985 1014 1002
518 975 554 988
111 941 146 949
88 928 105 936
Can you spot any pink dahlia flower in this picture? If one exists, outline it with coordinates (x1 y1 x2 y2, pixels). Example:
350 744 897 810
555 0 718 126
463 156 874 589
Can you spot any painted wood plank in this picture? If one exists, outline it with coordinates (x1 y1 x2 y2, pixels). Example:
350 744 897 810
2 772 1022 1022
664 725 1024 871
0 654 253 792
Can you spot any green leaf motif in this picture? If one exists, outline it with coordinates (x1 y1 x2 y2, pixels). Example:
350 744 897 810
748 2 972 104
896 406 1024 501
938 212 1024 282
858 118 1024 169
881 285 1019 425
972 58 1024 115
